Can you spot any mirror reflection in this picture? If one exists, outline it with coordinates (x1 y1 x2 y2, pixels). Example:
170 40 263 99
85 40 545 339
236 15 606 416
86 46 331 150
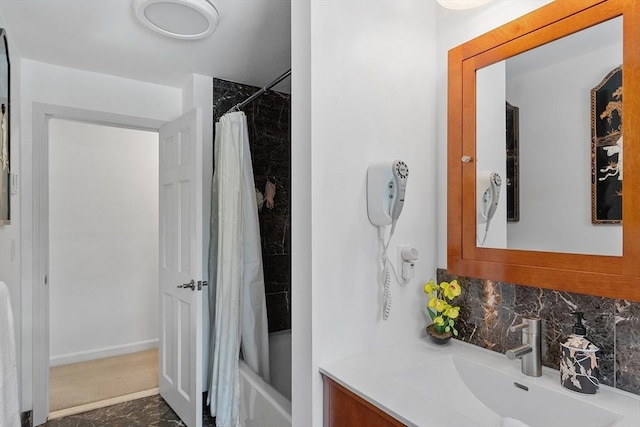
476 16 623 256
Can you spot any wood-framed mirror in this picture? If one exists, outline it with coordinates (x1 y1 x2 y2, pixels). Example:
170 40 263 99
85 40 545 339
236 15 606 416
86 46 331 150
447 0 640 301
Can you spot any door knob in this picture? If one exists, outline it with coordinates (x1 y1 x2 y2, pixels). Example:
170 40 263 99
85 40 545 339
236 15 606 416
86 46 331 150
177 279 195 291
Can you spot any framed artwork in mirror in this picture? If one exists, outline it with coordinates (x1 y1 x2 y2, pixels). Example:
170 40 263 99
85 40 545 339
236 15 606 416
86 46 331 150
0 28 9 225
506 102 519 222
591 65 622 224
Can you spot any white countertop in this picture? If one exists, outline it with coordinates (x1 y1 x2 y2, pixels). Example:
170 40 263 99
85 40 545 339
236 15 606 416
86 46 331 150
319 339 640 427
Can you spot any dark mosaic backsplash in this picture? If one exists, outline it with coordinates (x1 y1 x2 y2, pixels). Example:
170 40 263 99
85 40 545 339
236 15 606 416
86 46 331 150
437 268 640 396
213 78 291 332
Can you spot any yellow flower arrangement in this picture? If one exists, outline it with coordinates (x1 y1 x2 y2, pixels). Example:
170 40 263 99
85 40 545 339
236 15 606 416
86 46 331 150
424 279 462 337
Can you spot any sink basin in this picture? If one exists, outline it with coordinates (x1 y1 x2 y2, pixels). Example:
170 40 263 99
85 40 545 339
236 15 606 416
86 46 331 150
454 356 619 427
391 354 620 427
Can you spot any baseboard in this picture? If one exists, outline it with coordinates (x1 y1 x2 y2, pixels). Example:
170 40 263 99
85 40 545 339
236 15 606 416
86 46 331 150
47 388 159 421
50 339 158 367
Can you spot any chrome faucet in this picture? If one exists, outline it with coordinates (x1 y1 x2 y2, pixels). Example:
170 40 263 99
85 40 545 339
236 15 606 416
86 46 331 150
506 317 542 377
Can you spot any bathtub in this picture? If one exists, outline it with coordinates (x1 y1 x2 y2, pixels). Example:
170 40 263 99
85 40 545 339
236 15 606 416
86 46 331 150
239 329 292 427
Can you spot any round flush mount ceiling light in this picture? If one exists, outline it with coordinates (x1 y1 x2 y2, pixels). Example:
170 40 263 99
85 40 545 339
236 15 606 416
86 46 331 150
133 0 219 40
436 0 493 10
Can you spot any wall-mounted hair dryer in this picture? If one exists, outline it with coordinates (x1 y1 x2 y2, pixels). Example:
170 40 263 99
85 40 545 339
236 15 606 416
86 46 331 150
367 160 409 227
366 160 410 321
477 171 501 245
477 171 501 224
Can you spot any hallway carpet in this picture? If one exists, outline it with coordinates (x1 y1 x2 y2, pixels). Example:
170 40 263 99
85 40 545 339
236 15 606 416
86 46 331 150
49 348 159 413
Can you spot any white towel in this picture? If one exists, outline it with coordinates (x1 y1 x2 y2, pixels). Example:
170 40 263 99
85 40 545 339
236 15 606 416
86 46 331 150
0 281 20 427
501 417 530 427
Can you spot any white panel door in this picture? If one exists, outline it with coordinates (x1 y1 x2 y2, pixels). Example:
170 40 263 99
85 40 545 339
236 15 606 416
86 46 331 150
159 108 205 427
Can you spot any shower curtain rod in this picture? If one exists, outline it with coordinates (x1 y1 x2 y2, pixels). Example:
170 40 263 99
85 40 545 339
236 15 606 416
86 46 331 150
225 69 291 115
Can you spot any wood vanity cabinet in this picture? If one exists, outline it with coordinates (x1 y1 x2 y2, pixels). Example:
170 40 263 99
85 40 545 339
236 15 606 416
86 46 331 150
322 375 407 427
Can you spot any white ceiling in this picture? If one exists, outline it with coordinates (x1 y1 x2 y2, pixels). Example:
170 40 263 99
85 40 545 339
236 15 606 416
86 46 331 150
0 0 291 91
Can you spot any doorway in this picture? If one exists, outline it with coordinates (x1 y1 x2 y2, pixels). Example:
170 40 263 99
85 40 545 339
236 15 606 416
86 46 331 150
47 118 159 418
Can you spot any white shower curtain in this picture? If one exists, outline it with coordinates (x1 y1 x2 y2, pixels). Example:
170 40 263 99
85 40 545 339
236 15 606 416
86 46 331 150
207 112 270 427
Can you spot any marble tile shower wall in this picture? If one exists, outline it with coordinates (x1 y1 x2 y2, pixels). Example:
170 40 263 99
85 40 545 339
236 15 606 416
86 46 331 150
213 78 291 332
437 268 640 396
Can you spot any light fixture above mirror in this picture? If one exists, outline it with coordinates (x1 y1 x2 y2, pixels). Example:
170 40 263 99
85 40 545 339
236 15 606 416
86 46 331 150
436 0 493 10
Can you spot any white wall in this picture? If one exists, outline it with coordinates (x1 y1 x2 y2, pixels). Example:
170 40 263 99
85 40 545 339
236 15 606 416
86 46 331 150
291 0 312 423
505 43 622 255
436 0 554 267
476 61 507 248
19 58 182 410
48 119 159 366
292 2 438 425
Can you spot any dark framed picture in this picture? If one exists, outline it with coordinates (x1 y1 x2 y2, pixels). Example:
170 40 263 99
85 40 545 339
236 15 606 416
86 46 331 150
591 66 622 224
506 102 519 222
0 28 9 225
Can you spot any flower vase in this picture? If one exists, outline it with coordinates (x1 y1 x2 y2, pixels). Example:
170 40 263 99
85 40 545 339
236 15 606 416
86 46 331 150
426 324 452 345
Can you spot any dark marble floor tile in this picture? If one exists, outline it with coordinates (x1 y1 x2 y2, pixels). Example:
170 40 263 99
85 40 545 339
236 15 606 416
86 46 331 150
263 254 291 294
266 291 291 332
260 214 290 255
212 79 259 118
43 395 215 427
251 135 290 165
615 300 640 394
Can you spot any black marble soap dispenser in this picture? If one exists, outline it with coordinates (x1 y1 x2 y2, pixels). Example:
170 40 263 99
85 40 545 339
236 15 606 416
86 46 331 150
560 312 600 394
